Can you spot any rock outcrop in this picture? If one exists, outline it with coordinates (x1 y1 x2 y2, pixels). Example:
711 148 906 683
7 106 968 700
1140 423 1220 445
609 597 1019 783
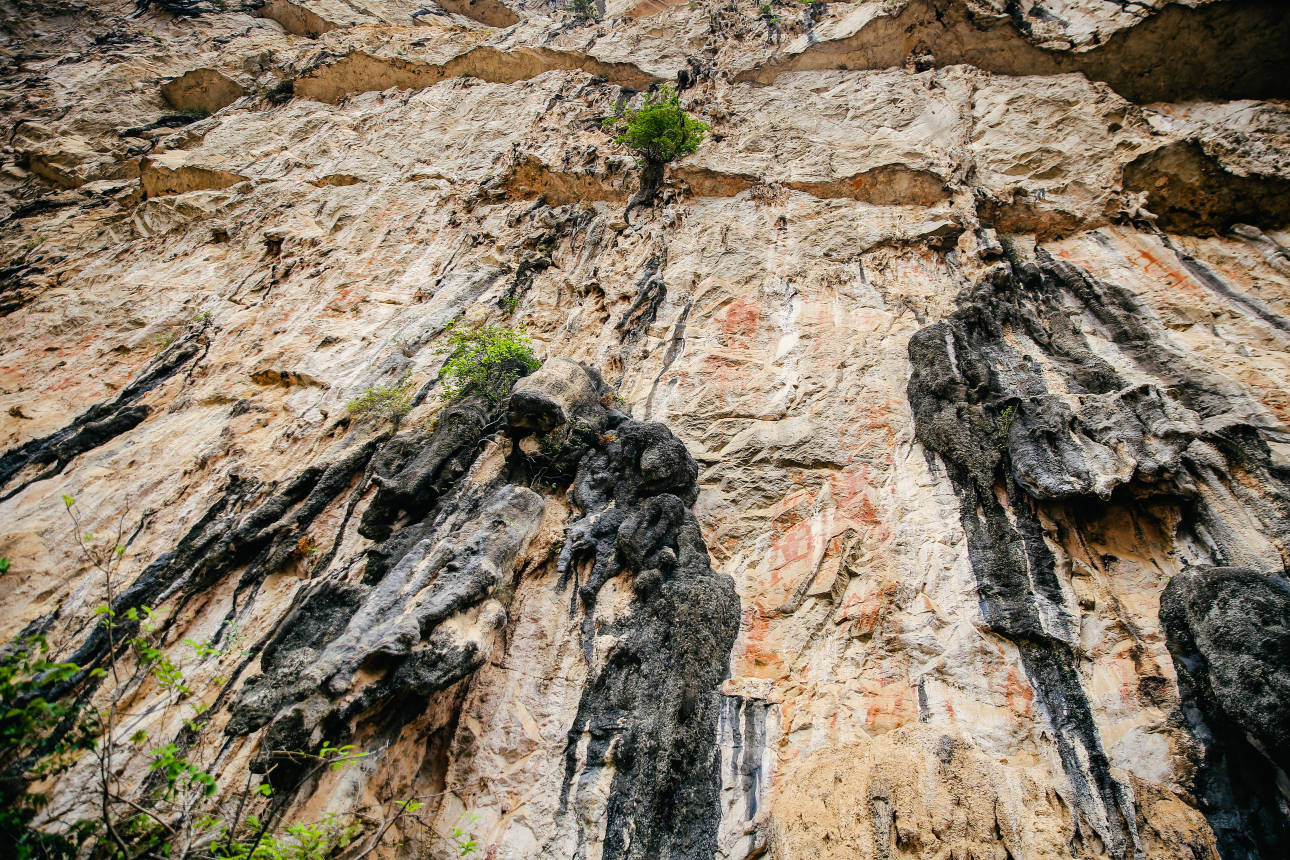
2 0 1289 857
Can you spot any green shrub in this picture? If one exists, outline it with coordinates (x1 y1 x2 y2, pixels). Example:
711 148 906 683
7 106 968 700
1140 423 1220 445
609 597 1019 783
566 0 599 20
0 636 101 859
346 369 416 421
436 321 540 402
604 84 710 166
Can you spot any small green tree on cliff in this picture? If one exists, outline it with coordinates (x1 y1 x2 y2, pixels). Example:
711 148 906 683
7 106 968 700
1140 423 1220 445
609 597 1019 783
604 84 710 217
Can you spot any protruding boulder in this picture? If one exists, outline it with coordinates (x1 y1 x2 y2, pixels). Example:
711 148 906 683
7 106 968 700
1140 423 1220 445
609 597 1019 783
507 357 601 435
1160 565 1290 774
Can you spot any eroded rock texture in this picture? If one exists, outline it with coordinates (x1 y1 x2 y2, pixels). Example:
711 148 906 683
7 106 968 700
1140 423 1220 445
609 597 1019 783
1160 566 1290 860
2 0 1290 857
908 252 1290 858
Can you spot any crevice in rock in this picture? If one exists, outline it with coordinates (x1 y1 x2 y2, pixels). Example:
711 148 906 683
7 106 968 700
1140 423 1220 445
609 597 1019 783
736 0 1290 104
160 68 244 116
293 48 660 105
432 0 519 28
0 333 207 502
906 251 1290 858
783 164 950 207
500 156 627 206
668 165 759 199
140 157 249 197
503 160 952 209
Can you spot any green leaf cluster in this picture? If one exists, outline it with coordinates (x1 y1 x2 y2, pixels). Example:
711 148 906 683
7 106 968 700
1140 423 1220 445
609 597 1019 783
150 743 216 799
0 637 101 859
565 0 599 20
346 369 416 422
436 321 540 402
211 813 361 860
604 84 710 165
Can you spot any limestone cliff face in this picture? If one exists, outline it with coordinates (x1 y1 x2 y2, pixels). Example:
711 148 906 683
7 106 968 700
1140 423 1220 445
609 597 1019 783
1 0 1289 857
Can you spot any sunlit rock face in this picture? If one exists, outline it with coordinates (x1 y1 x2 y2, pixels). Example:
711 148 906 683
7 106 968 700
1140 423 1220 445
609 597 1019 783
1 0 1289 857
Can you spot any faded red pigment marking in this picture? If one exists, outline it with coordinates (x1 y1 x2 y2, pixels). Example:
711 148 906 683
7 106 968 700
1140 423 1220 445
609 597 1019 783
1002 667 1035 715
863 680 914 732
768 526 815 583
720 296 762 349
828 469 884 532
737 608 786 678
1125 246 1192 291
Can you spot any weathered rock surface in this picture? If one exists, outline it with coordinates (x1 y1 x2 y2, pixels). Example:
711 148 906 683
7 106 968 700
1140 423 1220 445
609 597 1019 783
2 0 1289 857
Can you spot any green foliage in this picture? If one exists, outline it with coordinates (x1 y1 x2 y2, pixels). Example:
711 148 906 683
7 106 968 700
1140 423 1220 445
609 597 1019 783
0 497 420 860
603 84 710 165
212 813 361 860
317 741 366 770
149 744 216 800
451 813 480 856
565 0 599 20
758 3 777 19
436 321 540 402
0 637 101 859
999 404 1015 440
0 557 9 575
346 369 416 422
0 637 91 757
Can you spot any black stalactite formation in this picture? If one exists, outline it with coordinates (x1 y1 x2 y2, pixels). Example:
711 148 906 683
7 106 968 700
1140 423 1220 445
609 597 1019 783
6 345 740 851
1160 566 1290 860
906 251 1290 859
556 413 740 859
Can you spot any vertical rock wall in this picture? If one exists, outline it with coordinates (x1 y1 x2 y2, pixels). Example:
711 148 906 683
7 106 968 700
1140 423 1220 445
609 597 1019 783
1 0 1289 857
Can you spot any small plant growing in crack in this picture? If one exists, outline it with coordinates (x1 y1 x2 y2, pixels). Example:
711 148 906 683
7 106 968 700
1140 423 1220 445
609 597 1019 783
998 404 1016 440
603 84 710 218
347 369 416 422
566 0 600 22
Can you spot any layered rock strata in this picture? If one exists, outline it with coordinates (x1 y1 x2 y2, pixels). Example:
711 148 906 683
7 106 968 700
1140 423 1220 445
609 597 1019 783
2 0 1289 857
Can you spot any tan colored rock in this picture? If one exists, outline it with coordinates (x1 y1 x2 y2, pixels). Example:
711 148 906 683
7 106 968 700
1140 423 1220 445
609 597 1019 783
161 68 246 116
507 357 600 433
1 0 1289 858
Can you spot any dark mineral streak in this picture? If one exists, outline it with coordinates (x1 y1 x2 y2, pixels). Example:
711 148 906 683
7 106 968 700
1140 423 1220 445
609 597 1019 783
556 405 740 859
0 335 204 501
907 250 1290 859
1160 566 1290 860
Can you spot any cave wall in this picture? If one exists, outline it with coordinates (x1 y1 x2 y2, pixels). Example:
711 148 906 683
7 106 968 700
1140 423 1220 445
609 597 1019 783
1 0 1289 857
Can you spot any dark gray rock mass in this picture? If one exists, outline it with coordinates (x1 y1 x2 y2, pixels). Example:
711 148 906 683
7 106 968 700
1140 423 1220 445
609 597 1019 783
557 414 738 860
906 251 1290 860
7 349 740 853
1160 566 1290 860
